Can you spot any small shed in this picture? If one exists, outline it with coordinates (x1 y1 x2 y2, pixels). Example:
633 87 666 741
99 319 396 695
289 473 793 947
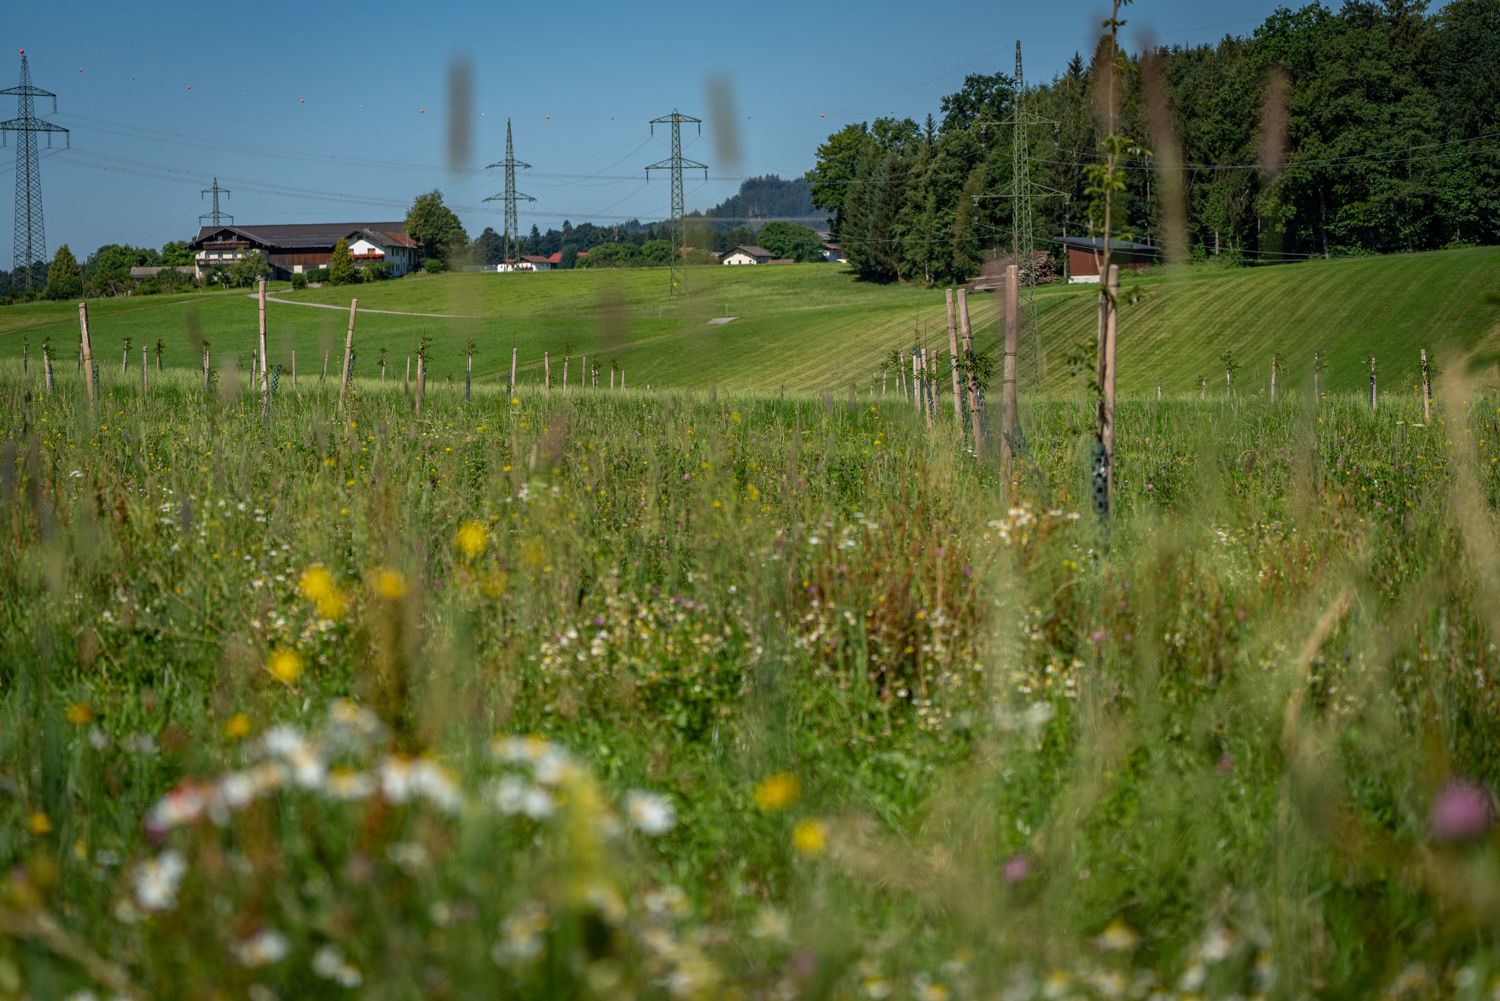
1059 236 1159 283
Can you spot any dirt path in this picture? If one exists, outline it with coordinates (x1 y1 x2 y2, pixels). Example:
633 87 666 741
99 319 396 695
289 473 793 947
259 294 485 320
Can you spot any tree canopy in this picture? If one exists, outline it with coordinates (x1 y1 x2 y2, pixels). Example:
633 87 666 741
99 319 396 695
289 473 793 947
806 1 1500 285
45 245 82 301
329 239 356 286
405 190 469 268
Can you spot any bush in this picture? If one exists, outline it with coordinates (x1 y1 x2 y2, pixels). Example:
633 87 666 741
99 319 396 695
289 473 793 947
423 258 444 275
291 273 308 290
363 262 393 282
306 268 330 284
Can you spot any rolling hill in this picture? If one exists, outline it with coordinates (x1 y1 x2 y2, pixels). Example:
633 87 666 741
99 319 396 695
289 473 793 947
0 249 1496 397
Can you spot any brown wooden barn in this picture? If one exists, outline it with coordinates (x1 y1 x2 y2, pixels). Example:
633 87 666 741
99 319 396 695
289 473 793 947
188 223 421 280
1059 236 1160 283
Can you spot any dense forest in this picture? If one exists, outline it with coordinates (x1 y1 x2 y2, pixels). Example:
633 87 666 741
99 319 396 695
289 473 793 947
808 0 1500 284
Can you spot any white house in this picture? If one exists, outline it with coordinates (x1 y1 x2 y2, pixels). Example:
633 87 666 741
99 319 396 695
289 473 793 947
347 228 422 276
722 245 774 266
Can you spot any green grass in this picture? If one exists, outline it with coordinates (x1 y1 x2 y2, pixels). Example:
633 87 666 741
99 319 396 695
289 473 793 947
7 362 1500 997
2 250 1497 399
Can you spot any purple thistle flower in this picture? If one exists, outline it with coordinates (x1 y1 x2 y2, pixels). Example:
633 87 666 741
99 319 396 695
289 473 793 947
1430 779 1494 843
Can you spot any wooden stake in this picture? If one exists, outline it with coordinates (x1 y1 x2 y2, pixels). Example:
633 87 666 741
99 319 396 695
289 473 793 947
141 345 148 396
258 279 269 396
43 346 53 396
322 351 330 385
292 350 297 391
581 355 587 391
611 367 615 391
1421 348 1431 422
562 356 569 394
78 302 95 403
921 348 934 428
203 344 212 396
958 290 981 461
544 351 551 393
946 289 963 425
1369 354 1377 410
1001 265 1020 471
416 349 426 416
338 299 357 414
404 356 411 395
122 343 129 375
467 346 473 402
1313 350 1321 401
1095 265 1119 516
509 347 518 396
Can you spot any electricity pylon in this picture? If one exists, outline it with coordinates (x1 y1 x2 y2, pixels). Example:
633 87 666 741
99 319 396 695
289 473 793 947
484 119 534 266
986 42 1064 392
645 109 707 297
1 51 68 291
200 178 232 226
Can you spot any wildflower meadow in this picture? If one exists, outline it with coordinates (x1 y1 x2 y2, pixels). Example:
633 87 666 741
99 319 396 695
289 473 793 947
4 360 1500 1001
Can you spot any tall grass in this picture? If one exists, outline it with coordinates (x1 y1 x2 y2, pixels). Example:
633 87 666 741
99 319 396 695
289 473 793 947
3 359 1500 999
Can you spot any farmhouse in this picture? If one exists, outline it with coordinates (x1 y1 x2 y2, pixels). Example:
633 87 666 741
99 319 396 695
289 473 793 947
187 223 421 280
1058 235 1160 283
722 245 775 266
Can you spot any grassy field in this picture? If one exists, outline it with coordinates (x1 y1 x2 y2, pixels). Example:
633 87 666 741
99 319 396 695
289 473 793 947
1 248 1496 397
5 357 1500 998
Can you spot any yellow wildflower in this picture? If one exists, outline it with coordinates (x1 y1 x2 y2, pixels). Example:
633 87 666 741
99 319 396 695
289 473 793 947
66 702 93 725
28 812 52 836
792 819 827 858
455 520 488 558
224 713 253 739
374 568 407 600
268 649 304 685
299 565 346 620
753 772 801 812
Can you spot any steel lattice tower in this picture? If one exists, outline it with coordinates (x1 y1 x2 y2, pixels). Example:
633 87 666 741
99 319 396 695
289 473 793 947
200 178 232 226
1 52 68 291
645 109 707 297
989 42 1063 391
484 119 534 266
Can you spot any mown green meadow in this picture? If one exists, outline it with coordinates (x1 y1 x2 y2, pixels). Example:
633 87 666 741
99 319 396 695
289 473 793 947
0 247 1496 398
5 337 1500 999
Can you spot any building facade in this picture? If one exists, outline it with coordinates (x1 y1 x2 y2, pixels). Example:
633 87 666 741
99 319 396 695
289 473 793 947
188 223 422 280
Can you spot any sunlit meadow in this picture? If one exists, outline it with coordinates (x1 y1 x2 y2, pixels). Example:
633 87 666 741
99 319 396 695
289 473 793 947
4 358 1500 1000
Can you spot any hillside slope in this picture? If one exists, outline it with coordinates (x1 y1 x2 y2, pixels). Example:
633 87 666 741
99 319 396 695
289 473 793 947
0 250 1495 396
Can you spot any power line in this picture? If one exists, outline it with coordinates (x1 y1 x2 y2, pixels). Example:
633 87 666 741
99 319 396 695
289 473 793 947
1 52 68 288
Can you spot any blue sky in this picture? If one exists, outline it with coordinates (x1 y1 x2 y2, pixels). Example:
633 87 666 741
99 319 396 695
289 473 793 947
4 0 1295 263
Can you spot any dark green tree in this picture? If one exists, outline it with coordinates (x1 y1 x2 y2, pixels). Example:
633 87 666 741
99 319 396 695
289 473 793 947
757 221 826 262
404 190 469 268
329 239 357 285
45 245 82 301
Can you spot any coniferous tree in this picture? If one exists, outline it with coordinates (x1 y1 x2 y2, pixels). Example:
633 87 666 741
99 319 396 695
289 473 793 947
329 239 356 286
45 245 82 301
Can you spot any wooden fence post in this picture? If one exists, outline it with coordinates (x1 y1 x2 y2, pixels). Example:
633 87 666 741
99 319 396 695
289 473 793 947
509 347 518 397
581 355 587 391
1369 354 1377 411
946 289 963 425
78 302 95 403
43 346 53 396
141 345 148 397
416 347 426 416
1095 265 1119 519
958 290 982 461
466 345 474 402
544 351 551 394
562 356 570 394
1002 265 1020 471
1421 349 1432 422
404 356 411 396
1313 350 1321 401
258 279 269 396
338 299 357 414
203 344 212 396
291 350 297 391
1270 355 1278 402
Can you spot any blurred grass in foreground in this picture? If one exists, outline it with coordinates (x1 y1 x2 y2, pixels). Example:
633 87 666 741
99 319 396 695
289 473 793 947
3 365 1500 999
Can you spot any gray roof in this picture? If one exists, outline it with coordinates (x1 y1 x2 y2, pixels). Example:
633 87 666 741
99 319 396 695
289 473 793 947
190 223 413 251
727 245 773 258
1057 235 1159 253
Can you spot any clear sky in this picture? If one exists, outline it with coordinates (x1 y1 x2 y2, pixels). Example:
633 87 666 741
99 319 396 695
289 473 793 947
3 0 1297 263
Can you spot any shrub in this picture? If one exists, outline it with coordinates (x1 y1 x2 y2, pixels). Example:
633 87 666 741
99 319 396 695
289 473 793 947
306 268 330 284
363 262 393 282
291 273 308 290
423 258 444 275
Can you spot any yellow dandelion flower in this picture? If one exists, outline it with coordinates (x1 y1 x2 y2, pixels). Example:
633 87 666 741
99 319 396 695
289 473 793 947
753 772 801 812
792 818 827 858
300 565 347 619
455 520 488 558
66 702 94 725
225 712 253 739
374 568 407 600
268 649 304 685
1097 919 1139 952
29 812 52 836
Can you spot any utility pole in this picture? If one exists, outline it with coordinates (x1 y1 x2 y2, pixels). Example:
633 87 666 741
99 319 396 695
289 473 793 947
1 51 69 292
645 109 707 297
200 178 233 227
484 119 535 266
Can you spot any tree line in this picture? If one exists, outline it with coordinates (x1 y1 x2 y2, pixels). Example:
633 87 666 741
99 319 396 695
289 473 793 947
807 0 1500 285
